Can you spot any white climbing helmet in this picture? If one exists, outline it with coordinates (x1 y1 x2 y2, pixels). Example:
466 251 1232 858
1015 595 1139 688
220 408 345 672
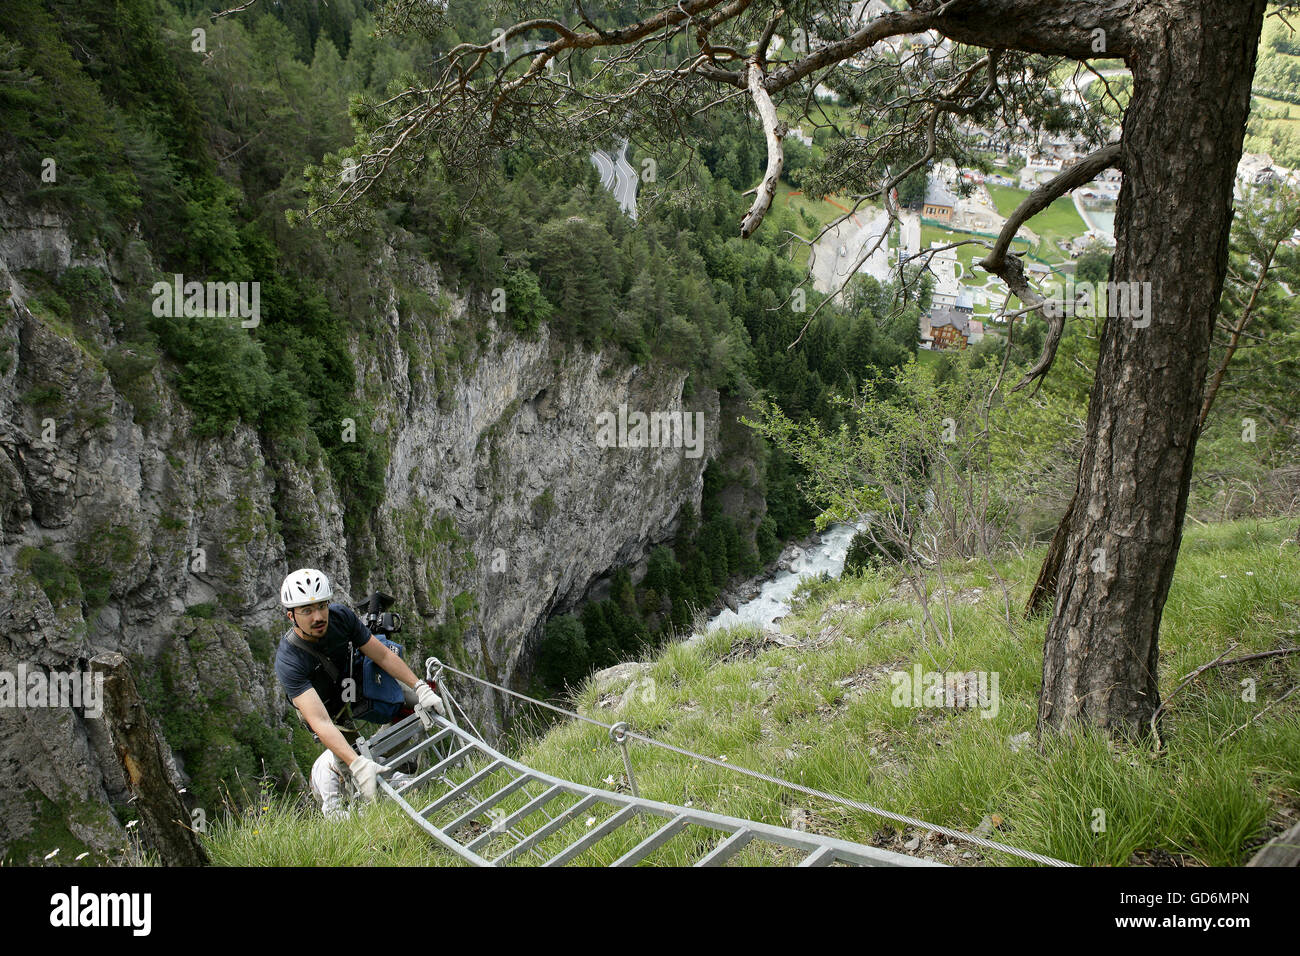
280 568 333 609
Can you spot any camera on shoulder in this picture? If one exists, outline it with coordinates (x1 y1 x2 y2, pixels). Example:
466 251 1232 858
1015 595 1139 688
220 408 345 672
362 590 402 636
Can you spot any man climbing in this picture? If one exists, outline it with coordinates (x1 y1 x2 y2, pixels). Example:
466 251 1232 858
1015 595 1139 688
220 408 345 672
274 567 446 817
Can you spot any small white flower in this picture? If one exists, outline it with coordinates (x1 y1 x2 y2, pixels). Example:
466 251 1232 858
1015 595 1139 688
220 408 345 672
1246 571 1254 576
585 816 596 828
718 755 728 762
44 848 59 860
126 819 139 829
1219 574 1227 579
602 774 616 786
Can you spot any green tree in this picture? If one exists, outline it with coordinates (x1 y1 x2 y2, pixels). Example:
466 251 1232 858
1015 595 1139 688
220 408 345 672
897 167 929 208
1074 244 1112 285
535 614 588 689
581 601 619 670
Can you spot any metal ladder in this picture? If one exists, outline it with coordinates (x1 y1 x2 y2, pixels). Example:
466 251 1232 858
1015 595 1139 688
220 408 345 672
356 711 940 867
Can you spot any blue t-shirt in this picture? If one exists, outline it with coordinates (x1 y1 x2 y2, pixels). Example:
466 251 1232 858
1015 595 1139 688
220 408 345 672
274 603 372 705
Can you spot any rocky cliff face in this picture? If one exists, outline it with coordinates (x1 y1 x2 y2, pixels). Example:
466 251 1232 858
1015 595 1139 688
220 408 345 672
0 212 723 861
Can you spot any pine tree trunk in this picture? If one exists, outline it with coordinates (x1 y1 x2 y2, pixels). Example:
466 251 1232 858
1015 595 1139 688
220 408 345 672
1026 486 1076 617
1036 1 1268 739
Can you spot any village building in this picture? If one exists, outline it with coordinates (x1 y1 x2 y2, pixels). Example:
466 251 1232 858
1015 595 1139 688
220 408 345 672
1237 153 1278 187
924 243 960 306
925 305 972 350
923 176 958 224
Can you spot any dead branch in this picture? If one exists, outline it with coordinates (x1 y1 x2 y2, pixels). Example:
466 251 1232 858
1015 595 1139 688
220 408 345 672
1182 646 1300 676
1152 644 1300 748
1150 643 1238 748
739 57 786 238
1224 685 1300 741
210 0 257 20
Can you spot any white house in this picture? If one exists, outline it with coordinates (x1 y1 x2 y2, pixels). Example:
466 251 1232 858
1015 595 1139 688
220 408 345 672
1237 153 1278 187
925 242 960 307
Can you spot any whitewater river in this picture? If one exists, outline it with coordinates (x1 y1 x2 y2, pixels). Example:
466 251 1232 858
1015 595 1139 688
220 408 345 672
688 522 863 641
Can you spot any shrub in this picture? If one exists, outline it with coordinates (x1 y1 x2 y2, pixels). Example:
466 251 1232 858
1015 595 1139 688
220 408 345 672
844 526 908 575
17 545 82 605
74 522 138 608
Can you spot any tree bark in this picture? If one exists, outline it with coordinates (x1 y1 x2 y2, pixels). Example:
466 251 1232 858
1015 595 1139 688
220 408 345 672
1035 1 1268 739
91 653 210 866
1246 820 1300 866
1025 484 1076 617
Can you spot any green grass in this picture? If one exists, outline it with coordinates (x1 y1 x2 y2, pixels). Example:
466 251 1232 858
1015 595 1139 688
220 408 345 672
917 224 1031 298
986 185 1088 264
917 223 1020 283
769 181 867 271
986 183 1031 220
1246 94 1300 168
772 185 859 236
205 516 1300 866
1251 94 1300 121
1028 197 1089 246
914 348 945 367
205 793 447 866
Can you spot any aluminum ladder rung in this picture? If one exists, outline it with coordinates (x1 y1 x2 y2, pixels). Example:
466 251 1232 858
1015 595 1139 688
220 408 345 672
363 719 426 760
396 741 480 796
465 785 563 853
543 804 639 867
694 828 755 867
379 778 495 866
798 845 838 867
417 759 503 816
493 794 600 865
381 714 944 867
382 727 454 768
423 742 478 778
443 773 536 837
611 813 689 867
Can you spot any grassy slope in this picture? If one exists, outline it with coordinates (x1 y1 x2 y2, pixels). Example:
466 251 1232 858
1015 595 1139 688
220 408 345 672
768 181 868 273
1245 23 1300 167
1252 94 1300 121
1247 94 1300 168
205 516 1300 867
986 184 1088 262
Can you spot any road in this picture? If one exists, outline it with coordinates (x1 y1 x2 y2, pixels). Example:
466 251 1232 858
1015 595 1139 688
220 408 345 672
1073 191 1101 236
590 138 639 220
1060 67 1130 107
591 150 615 189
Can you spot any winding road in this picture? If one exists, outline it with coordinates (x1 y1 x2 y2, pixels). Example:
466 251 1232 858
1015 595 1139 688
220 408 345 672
590 138 639 220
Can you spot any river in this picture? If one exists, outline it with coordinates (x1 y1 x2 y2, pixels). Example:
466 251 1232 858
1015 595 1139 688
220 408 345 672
687 522 864 642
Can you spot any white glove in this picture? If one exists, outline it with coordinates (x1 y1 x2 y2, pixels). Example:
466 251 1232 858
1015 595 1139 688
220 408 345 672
348 755 387 802
413 681 446 717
